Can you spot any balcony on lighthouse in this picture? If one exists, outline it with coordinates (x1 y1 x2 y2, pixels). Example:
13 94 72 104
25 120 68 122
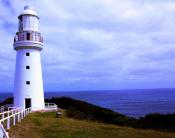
14 31 43 43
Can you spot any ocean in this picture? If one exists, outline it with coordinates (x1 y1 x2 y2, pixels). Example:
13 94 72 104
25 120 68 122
1 89 175 118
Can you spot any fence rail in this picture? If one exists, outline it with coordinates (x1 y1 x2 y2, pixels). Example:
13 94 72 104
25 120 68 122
0 102 58 138
0 108 31 138
0 105 12 113
45 103 57 111
0 124 8 138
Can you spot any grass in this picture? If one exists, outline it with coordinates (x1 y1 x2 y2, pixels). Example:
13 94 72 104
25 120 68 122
9 112 175 138
3 97 175 130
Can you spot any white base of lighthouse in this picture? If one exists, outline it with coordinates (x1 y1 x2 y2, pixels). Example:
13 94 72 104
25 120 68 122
14 49 45 111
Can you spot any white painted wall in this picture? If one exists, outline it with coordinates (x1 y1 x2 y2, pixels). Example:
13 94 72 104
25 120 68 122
14 49 45 111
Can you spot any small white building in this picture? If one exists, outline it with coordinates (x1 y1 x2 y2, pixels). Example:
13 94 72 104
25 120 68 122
13 6 45 111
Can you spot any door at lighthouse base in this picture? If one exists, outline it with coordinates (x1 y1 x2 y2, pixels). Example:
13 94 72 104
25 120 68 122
25 98 31 109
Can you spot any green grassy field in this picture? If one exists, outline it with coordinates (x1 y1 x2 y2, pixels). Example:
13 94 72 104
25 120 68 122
9 112 175 138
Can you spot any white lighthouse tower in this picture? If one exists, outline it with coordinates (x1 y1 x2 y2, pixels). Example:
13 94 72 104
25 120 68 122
13 6 45 111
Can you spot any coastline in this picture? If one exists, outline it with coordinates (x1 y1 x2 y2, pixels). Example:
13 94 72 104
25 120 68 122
1 89 175 117
1 96 175 131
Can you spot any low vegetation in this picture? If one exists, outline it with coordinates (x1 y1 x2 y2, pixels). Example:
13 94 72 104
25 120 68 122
46 97 136 126
9 112 175 138
1 97 175 132
46 97 175 131
0 97 13 106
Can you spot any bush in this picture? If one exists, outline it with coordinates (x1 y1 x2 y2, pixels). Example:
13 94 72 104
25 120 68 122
45 97 137 126
138 113 175 130
45 97 175 131
0 97 13 106
0 96 175 131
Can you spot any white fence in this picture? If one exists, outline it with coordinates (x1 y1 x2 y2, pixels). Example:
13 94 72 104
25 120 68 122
0 124 8 138
0 102 58 138
0 108 31 138
0 106 6 113
45 103 57 111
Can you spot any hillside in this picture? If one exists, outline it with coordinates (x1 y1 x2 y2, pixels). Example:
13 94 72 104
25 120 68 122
2 97 175 131
46 97 175 131
9 112 175 138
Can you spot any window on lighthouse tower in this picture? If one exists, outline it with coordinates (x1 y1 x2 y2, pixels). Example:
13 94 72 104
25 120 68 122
26 52 30 56
27 33 30 40
26 81 30 85
26 66 30 69
19 16 23 31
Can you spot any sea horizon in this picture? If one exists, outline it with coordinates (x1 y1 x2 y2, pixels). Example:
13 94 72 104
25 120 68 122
0 88 175 118
2 87 175 93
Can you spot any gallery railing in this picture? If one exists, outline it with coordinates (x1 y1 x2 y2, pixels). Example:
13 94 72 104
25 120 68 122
14 31 43 43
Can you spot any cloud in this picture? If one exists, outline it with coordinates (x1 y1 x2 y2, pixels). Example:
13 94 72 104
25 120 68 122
1 0 175 91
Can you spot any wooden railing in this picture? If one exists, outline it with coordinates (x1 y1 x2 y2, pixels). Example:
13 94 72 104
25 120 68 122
0 108 31 138
0 106 6 113
0 102 57 138
0 124 8 138
45 103 57 111
0 105 14 113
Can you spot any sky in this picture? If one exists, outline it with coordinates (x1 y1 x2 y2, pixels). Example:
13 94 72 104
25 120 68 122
1 0 175 92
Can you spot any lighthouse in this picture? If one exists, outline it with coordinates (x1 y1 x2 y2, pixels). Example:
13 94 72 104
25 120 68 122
13 6 45 111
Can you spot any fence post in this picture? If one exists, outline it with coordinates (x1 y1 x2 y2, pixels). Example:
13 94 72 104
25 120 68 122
13 115 16 126
2 113 4 122
7 118 10 130
6 110 10 130
7 111 9 118
24 110 26 117
21 112 23 119
18 112 20 122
